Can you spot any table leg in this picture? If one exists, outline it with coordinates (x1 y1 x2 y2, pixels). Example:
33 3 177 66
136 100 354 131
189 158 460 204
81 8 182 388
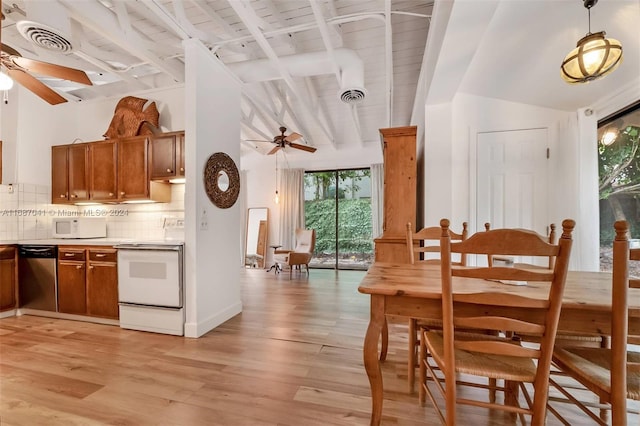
379 316 388 361
364 295 385 426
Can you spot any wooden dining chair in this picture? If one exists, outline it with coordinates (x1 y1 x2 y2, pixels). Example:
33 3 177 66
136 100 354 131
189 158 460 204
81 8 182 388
405 221 468 393
418 218 575 425
485 223 556 270
485 223 604 348
549 220 640 425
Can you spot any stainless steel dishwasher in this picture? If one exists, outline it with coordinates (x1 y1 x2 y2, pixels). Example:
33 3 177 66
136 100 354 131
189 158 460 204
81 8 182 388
18 245 58 312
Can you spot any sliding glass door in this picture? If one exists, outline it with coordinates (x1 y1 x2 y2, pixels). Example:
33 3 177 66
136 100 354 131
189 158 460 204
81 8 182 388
304 168 373 270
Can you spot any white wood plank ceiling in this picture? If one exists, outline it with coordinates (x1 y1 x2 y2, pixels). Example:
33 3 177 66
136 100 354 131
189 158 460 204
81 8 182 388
1 0 433 155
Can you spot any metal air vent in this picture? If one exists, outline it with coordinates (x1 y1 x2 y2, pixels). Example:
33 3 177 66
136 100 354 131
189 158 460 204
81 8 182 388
16 21 74 53
339 88 366 104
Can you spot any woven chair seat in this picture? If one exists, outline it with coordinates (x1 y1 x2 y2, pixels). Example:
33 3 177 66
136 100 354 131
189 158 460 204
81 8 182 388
425 331 537 383
554 346 640 400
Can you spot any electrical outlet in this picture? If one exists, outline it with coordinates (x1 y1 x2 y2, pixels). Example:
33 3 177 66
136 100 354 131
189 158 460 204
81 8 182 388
200 209 208 231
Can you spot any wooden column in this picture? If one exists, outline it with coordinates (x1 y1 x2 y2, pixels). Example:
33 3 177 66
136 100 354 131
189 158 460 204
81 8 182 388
374 126 417 263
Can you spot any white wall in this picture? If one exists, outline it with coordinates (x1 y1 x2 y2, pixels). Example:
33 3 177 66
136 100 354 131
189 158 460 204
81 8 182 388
183 39 242 338
74 86 185 142
423 93 598 270
0 88 20 183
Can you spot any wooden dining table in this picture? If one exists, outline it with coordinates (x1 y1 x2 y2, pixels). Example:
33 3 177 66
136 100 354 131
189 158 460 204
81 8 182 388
357 261 640 426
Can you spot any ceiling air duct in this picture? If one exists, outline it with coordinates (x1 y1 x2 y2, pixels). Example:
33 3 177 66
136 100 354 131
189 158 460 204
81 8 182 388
227 48 367 104
16 1 75 53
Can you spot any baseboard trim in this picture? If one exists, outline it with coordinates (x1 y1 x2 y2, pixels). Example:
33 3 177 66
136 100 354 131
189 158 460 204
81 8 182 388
184 301 242 338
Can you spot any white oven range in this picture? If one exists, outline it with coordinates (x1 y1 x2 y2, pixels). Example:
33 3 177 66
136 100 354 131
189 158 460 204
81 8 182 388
115 243 184 336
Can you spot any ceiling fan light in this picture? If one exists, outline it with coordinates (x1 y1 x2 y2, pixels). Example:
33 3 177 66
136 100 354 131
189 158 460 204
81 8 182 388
0 71 14 90
561 32 623 84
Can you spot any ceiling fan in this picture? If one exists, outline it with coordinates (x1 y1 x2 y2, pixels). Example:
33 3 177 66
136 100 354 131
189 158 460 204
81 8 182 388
0 3 92 105
248 126 317 155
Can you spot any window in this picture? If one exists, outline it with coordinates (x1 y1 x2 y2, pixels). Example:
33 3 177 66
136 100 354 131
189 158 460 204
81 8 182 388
598 100 640 271
304 169 373 270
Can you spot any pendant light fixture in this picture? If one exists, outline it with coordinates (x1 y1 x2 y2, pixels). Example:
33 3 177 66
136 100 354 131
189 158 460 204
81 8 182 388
560 0 622 84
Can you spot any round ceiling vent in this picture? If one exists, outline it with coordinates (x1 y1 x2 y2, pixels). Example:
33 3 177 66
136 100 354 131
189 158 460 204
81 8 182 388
339 87 366 104
16 21 74 53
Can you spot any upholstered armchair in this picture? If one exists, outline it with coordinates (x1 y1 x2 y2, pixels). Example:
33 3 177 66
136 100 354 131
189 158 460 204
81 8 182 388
274 228 316 278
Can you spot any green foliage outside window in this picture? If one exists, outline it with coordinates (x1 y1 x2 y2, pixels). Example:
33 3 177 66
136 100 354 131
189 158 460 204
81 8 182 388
304 198 373 255
599 125 640 245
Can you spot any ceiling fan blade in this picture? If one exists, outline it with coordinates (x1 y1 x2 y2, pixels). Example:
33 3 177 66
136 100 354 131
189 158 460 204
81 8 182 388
267 145 281 155
10 56 93 85
288 142 317 153
6 69 67 105
284 132 302 142
244 139 271 143
1 43 21 57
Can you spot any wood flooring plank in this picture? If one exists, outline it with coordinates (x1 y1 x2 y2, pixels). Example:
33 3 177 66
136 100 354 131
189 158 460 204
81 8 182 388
1 268 636 425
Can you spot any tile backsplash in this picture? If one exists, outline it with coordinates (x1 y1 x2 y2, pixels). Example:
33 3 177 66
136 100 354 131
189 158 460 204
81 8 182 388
0 183 54 240
0 183 185 241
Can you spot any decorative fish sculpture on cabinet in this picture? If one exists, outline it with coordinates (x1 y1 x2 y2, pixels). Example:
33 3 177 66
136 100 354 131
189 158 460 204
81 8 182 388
103 96 160 139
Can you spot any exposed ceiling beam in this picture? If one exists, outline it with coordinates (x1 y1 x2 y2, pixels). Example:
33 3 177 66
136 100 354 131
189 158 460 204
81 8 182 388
228 0 335 148
139 0 191 40
309 0 361 146
58 0 184 82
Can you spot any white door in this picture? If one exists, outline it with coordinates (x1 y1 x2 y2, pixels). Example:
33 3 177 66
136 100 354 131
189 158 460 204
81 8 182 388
477 129 549 264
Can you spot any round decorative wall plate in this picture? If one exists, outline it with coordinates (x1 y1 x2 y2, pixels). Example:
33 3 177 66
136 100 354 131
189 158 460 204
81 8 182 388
203 152 240 209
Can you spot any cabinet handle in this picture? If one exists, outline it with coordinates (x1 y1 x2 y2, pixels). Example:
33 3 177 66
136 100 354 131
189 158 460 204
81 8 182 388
64 253 75 257
167 168 172 173
180 167 184 172
76 265 83 270
96 254 106 258
71 194 78 198
60 194 66 198
120 192 125 196
109 193 114 197
89 265 94 270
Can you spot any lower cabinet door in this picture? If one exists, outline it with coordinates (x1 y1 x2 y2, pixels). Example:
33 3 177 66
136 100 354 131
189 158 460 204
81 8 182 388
58 261 87 314
0 249 17 311
87 262 119 319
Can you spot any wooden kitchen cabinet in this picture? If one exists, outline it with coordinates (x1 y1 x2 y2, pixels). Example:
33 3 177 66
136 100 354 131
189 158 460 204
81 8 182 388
53 132 177 204
57 248 87 315
118 136 150 200
89 140 118 202
150 131 185 181
118 136 171 202
87 248 118 319
0 246 17 311
178 133 185 177
57 247 119 319
51 144 89 203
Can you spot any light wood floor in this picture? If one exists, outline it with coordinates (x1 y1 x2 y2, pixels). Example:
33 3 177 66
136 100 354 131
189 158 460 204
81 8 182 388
0 268 636 425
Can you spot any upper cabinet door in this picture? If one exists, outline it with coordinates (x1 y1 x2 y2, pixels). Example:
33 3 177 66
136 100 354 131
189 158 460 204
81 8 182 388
68 144 89 202
89 140 118 202
118 136 149 200
150 134 177 179
150 131 184 181
178 133 185 177
51 145 69 203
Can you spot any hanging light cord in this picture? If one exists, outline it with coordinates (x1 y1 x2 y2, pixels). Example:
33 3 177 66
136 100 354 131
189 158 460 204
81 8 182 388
584 0 597 34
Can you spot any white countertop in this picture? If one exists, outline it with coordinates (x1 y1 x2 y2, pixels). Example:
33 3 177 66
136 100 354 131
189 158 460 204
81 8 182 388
7 238 184 246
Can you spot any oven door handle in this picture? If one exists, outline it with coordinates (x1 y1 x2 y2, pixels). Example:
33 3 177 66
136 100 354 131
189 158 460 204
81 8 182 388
115 245 182 251
119 302 183 310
